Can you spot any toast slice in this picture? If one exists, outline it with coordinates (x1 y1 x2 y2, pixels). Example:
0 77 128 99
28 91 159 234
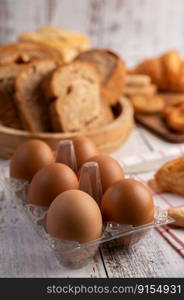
47 61 113 132
19 26 90 63
0 63 24 129
0 42 62 65
75 49 126 105
15 59 61 132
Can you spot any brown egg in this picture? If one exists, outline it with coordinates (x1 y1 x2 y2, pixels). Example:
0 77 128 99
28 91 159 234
72 136 99 169
46 190 103 243
87 154 124 193
101 179 154 226
10 139 55 182
27 163 79 207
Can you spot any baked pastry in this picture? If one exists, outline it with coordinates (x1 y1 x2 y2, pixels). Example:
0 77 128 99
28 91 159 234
0 63 24 129
15 59 61 132
19 26 90 63
164 104 184 131
162 99 184 131
131 95 164 114
148 156 184 195
0 42 62 65
124 84 157 97
47 61 114 132
168 208 184 227
132 50 184 92
75 49 126 105
125 74 151 86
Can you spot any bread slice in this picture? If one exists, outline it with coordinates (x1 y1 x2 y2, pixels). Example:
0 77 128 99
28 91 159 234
19 26 90 63
0 42 62 65
47 61 113 132
15 59 61 132
75 49 126 105
0 63 24 129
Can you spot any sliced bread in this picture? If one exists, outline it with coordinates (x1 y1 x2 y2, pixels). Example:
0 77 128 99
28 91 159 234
15 59 61 132
75 49 126 105
47 61 113 132
0 42 62 65
0 63 24 129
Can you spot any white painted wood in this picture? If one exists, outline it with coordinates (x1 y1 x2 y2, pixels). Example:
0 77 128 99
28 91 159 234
1 0 184 66
101 229 184 278
0 0 184 278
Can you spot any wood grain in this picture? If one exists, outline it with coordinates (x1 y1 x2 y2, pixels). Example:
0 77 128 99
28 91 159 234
0 0 184 66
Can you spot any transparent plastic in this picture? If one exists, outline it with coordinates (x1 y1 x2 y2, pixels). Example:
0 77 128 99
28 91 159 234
56 140 78 173
3 140 174 268
4 176 174 269
79 162 103 205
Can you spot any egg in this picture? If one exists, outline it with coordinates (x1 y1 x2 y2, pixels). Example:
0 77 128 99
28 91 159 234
10 139 55 182
87 154 124 193
46 190 103 243
72 136 99 169
27 163 79 207
101 179 154 226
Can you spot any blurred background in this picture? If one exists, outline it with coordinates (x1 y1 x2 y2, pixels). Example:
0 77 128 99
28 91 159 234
0 0 183 67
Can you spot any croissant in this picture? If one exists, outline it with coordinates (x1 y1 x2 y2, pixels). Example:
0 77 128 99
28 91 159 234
132 50 184 92
148 156 184 195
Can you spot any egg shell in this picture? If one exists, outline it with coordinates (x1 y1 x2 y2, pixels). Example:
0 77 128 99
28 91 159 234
87 154 124 193
10 139 55 182
72 136 99 169
27 163 79 207
46 190 103 243
101 178 154 226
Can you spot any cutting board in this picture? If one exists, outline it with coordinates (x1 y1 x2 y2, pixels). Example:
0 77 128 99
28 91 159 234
135 93 184 143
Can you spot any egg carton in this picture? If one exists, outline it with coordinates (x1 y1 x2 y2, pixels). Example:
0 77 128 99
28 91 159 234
3 174 174 269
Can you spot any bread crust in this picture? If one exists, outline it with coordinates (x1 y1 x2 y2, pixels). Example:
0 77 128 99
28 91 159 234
47 61 113 132
0 63 24 129
148 156 184 196
15 59 61 132
0 42 62 65
76 49 126 105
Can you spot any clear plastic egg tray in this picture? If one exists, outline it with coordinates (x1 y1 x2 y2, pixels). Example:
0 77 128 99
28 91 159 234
2 174 174 269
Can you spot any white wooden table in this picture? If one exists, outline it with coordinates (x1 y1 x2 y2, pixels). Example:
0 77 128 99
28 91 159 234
0 126 184 278
0 0 184 278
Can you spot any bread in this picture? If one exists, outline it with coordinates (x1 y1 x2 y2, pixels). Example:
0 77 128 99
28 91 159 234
19 26 90 63
131 95 164 114
148 156 184 195
0 42 62 65
132 50 184 92
0 63 24 129
15 59 61 132
75 49 126 105
47 61 113 132
125 74 151 86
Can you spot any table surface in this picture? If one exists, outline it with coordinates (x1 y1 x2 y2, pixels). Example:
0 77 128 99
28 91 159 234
0 125 184 278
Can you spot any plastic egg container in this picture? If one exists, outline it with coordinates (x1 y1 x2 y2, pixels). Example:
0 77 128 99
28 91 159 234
4 172 173 269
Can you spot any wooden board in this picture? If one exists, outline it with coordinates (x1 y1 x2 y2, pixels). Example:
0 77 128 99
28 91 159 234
0 97 134 158
135 93 184 143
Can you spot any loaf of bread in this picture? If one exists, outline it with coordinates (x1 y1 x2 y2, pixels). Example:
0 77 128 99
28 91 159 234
46 61 113 132
0 63 24 129
0 42 62 65
19 26 90 63
75 49 126 105
15 59 61 132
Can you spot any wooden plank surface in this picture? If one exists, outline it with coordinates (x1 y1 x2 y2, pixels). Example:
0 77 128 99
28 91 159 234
0 0 184 278
1 0 184 66
1 127 184 278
